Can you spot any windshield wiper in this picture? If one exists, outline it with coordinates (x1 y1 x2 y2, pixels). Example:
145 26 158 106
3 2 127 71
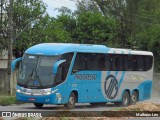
24 69 43 87
24 58 43 87
34 68 43 87
24 68 36 85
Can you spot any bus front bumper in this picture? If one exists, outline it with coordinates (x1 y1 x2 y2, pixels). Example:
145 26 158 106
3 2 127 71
16 92 58 104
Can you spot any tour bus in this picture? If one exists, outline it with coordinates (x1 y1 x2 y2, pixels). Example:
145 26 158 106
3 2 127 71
12 43 153 109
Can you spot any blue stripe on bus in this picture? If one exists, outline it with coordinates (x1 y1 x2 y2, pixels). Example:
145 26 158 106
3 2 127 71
107 71 111 76
115 71 118 77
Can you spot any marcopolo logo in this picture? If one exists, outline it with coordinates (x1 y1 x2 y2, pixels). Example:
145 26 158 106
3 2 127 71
104 75 119 99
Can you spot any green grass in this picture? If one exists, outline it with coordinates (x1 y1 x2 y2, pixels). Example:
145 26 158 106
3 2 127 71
0 96 24 106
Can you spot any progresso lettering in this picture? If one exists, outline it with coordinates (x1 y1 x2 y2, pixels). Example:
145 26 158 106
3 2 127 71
75 74 97 80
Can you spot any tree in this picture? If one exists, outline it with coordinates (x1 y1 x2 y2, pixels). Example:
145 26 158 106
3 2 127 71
12 0 73 52
12 0 47 51
73 0 117 45
55 8 77 43
0 0 9 51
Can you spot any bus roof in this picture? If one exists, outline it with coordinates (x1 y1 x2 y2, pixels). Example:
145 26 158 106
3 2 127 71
25 43 153 56
25 43 110 55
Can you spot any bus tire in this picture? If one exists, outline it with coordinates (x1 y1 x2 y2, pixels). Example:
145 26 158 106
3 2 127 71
120 91 130 107
65 93 76 109
131 91 138 105
34 103 44 108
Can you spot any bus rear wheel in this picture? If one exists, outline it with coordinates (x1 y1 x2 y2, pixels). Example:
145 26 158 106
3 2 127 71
65 93 76 109
34 103 44 108
131 91 138 105
120 91 130 107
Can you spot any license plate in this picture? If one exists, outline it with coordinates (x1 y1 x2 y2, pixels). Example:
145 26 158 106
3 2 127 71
29 98 35 101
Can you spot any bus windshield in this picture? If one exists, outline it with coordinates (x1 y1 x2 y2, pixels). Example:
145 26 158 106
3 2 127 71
18 54 60 88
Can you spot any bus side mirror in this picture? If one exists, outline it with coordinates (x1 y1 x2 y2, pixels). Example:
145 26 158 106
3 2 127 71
11 57 22 72
53 60 66 74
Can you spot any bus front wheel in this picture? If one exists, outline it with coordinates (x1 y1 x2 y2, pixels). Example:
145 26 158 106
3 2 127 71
65 93 76 109
120 91 130 107
34 103 44 108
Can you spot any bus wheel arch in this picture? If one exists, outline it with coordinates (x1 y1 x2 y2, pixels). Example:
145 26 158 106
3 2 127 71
72 90 78 103
131 89 139 105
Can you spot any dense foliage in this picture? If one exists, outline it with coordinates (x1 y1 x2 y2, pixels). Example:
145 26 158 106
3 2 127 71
0 0 160 71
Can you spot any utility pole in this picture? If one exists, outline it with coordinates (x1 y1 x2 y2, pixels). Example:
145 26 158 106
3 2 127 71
7 0 13 95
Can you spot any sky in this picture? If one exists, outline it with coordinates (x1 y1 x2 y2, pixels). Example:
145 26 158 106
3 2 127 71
42 0 77 17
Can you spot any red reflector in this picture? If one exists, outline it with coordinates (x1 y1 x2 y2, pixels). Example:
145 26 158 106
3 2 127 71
29 98 35 101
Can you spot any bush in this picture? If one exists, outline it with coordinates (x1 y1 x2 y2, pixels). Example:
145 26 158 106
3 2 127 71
0 96 23 106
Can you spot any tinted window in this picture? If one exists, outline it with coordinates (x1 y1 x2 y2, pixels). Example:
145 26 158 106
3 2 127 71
73 53 86 72
72 53 153 72
99 54 106 70
144 56 153 71
112 55 124 71
105 54 110 70
126 55 153 71
72 53 105 73
86 53 99 70
137 56 144 71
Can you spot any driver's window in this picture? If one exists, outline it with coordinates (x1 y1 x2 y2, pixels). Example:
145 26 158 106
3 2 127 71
57 65 63 83
56 53 74 84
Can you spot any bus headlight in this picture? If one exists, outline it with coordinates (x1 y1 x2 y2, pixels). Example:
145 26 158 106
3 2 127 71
51 89 58 94
16 89 21 93
44 89 58 95
45 91 51 95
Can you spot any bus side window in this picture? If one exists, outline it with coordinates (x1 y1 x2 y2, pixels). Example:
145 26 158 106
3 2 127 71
109 54 113 70
127 55 133 71
57 65 63 83
137 56 144 71
85 53 103 71
72 53 86 73
144 56 153 71
112 55 124 71
124 55 128 71
132 56 138 71
73 53 106 72
121 55 126 71
105 54 110 70
119 55 125 71
113 55 119 71
86 54 98 70
98 54 106 70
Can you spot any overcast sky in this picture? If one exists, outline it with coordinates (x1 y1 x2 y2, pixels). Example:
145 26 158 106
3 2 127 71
42 0 77 17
